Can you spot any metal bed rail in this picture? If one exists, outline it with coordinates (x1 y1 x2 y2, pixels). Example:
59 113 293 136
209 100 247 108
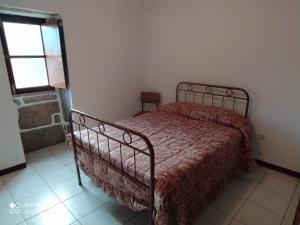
69 109 155 225
176 82 250 118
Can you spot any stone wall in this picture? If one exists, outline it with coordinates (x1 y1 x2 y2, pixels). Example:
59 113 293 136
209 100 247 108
13 90 70 153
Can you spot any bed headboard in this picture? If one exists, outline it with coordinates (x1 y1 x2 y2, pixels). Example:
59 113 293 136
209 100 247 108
176 82 250 118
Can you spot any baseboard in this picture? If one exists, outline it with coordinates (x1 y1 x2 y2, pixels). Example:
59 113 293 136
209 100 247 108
255 159 300 178
0 163 26 176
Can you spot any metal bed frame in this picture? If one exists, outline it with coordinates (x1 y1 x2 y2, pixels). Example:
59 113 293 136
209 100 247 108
176 82 250 118
69 82 250 225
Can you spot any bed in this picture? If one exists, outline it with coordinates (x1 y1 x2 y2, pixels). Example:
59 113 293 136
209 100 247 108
68 82 256 225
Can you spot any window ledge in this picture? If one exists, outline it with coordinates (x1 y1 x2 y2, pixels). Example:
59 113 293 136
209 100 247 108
13 89 56 98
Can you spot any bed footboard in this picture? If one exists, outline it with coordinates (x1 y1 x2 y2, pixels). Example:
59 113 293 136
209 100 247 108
69 109 155 225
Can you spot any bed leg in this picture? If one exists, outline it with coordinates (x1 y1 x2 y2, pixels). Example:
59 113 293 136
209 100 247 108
69 111 83 186
75 161 82 186
149 207 154 225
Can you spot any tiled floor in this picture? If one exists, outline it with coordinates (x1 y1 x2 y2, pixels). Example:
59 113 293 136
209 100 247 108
0 143 299 225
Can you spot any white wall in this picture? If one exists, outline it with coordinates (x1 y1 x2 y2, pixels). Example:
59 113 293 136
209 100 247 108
0 41 25 170
0 0 144 121
144 0 300 172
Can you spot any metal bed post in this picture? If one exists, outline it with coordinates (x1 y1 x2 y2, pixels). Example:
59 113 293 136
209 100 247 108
69 112 82 186
143 136 155 225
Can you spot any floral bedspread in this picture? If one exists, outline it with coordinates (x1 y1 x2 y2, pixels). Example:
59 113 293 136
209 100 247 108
70 102 256 225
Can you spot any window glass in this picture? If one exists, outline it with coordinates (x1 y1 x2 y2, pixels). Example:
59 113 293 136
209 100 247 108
11 58 49 88
3 22 44 56
42 25 61 55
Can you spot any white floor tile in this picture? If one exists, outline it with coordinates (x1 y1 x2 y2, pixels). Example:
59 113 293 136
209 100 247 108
50 176 84 201
31 159 66 174
80 171 95 184
229 219 246 225
18 189 61 219
236 201 282 225
85 184 111 201
5 172 42 189
79 176 111 201
79 203 131 225
284 182 300 221
266 170 298 185
25 203 76 225
210 190 247 217
259 172 296 198
27 150 65 172
281 216 294 225
2 146 296 225
64 190 110 219
47 142 69 151
67 164 78 173
49 143 74 166
0 186 14 208
37 166 75 187
70 221 82 225
106 199 138 220
2 166 37 187
193 205 232 225
225 176 256 198
230 219 246 225
0 205 24 225
26 149 55 164
248 186 290 215
235 166 267 183
7 175 49 201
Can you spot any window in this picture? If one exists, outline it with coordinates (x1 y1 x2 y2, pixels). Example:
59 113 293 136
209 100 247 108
0 14 68 95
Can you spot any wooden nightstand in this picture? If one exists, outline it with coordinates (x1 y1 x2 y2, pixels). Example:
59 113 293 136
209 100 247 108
134 92 160 116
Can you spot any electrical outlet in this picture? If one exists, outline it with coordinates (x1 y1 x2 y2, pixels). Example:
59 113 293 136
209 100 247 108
257 133 266 141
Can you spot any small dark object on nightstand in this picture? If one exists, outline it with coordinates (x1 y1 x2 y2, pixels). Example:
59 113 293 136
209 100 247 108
134 92 160 116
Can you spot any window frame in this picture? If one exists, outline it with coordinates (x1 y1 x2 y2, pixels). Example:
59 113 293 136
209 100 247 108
0 14 55 95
